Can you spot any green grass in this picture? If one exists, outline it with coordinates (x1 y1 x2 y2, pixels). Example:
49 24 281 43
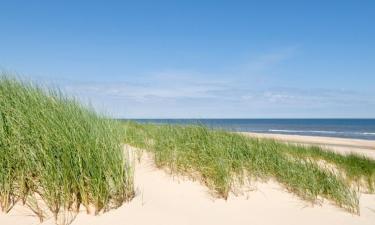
123 121 375 214
280 144 375 192
0 74 134 222
1 71 374 221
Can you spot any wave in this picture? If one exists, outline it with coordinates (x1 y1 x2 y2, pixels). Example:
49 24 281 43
268 129 375 136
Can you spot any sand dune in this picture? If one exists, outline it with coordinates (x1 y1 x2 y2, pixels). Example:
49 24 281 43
1 144 374 225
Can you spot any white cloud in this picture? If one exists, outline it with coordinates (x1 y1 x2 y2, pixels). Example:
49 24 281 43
29 47 374 118
59 74 375 118
242 46 298 72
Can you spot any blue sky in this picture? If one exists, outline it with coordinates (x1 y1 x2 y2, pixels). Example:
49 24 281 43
1 1 374 118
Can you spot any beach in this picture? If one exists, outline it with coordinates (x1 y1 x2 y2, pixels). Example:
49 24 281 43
1 134 374 225
2 1 374 224
240 132 375 159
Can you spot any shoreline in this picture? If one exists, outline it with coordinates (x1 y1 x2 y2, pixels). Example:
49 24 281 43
1 125 375 225
239 132 375 159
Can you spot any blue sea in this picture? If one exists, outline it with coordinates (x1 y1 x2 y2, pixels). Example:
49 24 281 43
127 119 375 140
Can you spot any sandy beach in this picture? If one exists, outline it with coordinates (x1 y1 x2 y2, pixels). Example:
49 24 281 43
240 132 375 159
1 136 374 225
2 1 374 223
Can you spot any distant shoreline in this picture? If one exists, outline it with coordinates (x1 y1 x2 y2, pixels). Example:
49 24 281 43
240 132 375 159
123 118 375 141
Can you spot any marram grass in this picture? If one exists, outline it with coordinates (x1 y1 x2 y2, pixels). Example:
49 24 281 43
123 122 375 214
1 71 373 223
0 74 134 222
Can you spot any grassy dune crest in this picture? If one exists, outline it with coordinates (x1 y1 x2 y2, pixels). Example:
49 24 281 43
0 74 134 222
124 122 375 214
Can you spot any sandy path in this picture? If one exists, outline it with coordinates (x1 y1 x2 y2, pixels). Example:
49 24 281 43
1 145 374 225
240 132 375 159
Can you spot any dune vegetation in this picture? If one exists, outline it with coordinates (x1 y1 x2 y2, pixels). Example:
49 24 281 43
123 122 375 214
0 74 134 223
1 72 374 224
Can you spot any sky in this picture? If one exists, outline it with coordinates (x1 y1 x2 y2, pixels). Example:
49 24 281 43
1 0 374 118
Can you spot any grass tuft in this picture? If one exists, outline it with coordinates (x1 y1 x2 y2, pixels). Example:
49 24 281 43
123 122 375 214
0 74 134 222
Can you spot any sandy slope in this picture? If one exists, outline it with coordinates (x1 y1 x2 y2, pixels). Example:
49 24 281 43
240 132 375 159
1 144 374 225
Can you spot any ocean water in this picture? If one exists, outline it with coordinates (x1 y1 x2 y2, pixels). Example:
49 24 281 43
128 119 375 140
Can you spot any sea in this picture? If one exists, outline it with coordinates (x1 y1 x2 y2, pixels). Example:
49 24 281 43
126 119 375 140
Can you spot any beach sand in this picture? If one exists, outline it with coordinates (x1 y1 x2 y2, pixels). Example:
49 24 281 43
240 132 375 159
1 136 374 225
